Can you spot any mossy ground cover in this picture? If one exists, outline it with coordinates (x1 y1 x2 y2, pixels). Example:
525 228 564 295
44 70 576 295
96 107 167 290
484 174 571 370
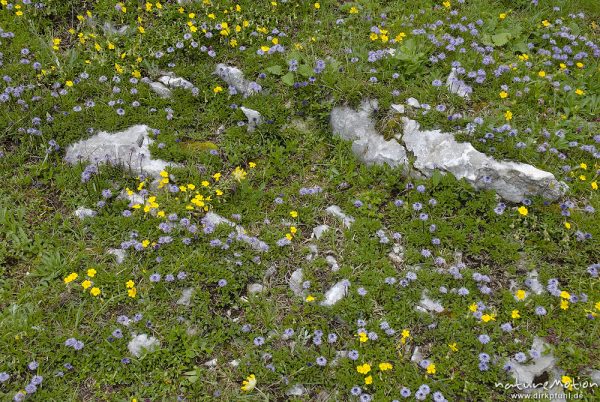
0 0 599 401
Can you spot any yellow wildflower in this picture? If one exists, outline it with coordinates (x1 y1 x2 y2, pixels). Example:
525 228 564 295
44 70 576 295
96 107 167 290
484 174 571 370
241 374 256 392
64 273 78 284
356 363 371 374
512 310 521 319
379 362 393 371
87 268 96 277
518 206 528 216
81 280 92 290
90 287 101 296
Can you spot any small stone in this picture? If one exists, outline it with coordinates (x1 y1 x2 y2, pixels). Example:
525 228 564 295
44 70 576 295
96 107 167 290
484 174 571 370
177 288 194 306
74 207 96 220
247 283 265 294
446 68 471 99
320 280 349 307
128 334 160 357
289 269 304 297
240 107 262 132
417 291 444 313
325 205 355 228
158 75 194 90
326 255 340 272
148 81 172 98
406 97 421 108
107 248 126 264
391 104 405 114
312 225 330 239
286 384 307 397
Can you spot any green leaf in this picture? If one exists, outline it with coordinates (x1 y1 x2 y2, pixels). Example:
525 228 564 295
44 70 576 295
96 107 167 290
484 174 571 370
491 32 511 47
266 65 283 75
282 72 295 86
297 64 313 78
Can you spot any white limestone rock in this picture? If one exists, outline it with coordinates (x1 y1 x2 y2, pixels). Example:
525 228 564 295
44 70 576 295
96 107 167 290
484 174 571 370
214 64 254 96
107 248 126 264
148 81 172 98
177 288 194 306
331 99 408 168
65 125 179 178
289 269 304 297
527 270 545 295
326 255 340 272
247 283 265 294
158 75 195 90
74 207 96 220
320 280 349 307
286 384 307 397
312 225 330 239
240 107 262 132
400 117 568 202
416 291 445 314
325 205 355 228
201 212 269 252
446 68 472 99
128 334 160 357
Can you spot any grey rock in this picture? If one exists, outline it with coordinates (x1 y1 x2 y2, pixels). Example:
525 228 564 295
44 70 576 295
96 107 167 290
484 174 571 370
527 270 544 295
416 291 444 313
214 64 254 96
320 280 349 307
406 97 421 108
158 75 195 90
325 205 355 228
204 358 217 368
102 22 129 35
312 224 330 239
289 269 304 297
148 81 172 98
74 207 96 220
202 212 268 252
128 334 160 357
331 99 408 168
326 255 340 272
177 288 194 306
65 125 179 178
286 384 307 397
400 117 567 202
391 104 405 114
107 248 126 264
247 283 265 294
446 68 471 99
240 107 262 132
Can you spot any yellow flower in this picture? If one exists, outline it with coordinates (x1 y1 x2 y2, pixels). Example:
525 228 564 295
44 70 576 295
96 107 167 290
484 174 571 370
559 63 567 69
575 88 585 95
215 189 223 196
358 332 368 343
518 206 528 216
379 362 393 371
290 226 297 234
560 291 570 299
426 363 436 374
290 211 298 218
560 300 569 310
369 32 378 41
579 175 586 181
504 110 513 121
128 287 137 298
241 374 256 392
213 86 223 93
81 280 92 290
349 6 359 14
542 20 550 27
249 162 256 168
469 303 478 312
499 13 507 19
564 222 571 229
314 2 320 9
87 268 97 277
595 301 600 311
401 329 410 338
213 172 221 181
201 181 210 187
156 2 162 9
481 314 495 323
66 81 74 87
285 233 293 241
448 342 458 352
364 375 373 385
232 166 247 182
138 26 145 34
515 289 526 300
305 295 315 302
512 310 521 319
90 287 101 296
64 273 78 284
442 1 451 8
356 363 371 374
561 375 573 391
538 70 546 77
592 182 598 190
142 240 150 248
499 91 508 99
576 62 584 68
